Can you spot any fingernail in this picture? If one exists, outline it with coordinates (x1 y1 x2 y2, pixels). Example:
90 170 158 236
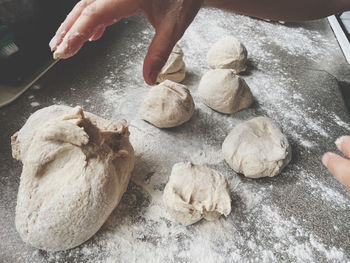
149 71 159 84
49 37 57 50
335 136 345 151
322 153 330 167
53 51 61 60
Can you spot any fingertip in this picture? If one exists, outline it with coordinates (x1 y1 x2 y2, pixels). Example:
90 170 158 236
322 152 331 167
143 57 163 85
335 136 346 151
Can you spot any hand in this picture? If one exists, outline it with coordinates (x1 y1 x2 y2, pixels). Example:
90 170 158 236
322 136 350 191
49 0 203 85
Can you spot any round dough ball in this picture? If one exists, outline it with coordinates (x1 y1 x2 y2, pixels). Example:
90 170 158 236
222 117 292 178
11 105 135 251
157 44 186 83
198 69 253 114
139 80 195 128
163 162 231 225
207 36 247 73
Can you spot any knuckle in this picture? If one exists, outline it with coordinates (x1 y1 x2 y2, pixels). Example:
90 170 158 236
81 5 98 18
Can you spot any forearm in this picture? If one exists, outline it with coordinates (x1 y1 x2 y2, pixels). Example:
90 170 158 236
204 0 350 21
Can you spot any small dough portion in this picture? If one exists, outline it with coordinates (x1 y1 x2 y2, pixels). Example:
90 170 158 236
222 117 292 178
198 69 253 114
157 44 186 83
207 36 247 73
163 162 231 226
139 80 195 128
11 105 135 252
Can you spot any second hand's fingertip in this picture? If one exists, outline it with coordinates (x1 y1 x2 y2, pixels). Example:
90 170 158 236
322 152 333 167
335 136 347 151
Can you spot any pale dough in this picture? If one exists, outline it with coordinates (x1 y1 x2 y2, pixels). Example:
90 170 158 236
157 44 186 83
207 36 247 73
139 80 195 128
198 69 253 114
222 117 292 178
11 105 135 251
163 162 231 226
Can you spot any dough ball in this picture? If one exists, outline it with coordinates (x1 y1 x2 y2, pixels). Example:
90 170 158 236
222 117 291 178
157 44 186 83
11 105 135 251
198 69 253 114
207 36 247 73
163 162 231 226
139 80 195 128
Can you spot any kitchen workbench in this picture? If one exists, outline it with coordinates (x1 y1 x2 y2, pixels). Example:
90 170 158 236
1 7 350 262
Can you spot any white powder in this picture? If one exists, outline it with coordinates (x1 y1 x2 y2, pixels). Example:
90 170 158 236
30 102 40 107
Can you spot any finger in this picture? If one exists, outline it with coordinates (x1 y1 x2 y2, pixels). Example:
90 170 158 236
143 25 181 85
322 152 350 190
50 0 95 51
54 0 139 59
335 136 350 158
142 1 202 85
89 25 105 41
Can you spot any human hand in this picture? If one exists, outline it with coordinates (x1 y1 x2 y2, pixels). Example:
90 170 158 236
322 136 350 191
49 0 203 85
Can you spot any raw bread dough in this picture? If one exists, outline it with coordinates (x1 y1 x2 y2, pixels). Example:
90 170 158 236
157 44 186 83
11 105 135 251
139 80 195 128
207 36 247 73
198 69 253 114
163 162 231 226
222 117 291 178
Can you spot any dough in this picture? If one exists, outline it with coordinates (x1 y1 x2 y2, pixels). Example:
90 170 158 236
163 162 231 226
198 69 253 114
157 44 186 83
11 105 135 251
222 117 291 178
139 80 195 128
207 36 247 73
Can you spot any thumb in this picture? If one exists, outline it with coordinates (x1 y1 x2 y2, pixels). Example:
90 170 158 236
143 24 182 85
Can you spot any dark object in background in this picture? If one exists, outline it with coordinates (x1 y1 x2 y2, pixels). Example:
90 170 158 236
0 0 79 86
327 13 350 114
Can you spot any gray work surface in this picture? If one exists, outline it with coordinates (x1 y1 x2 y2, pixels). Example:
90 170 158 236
1 7 350 263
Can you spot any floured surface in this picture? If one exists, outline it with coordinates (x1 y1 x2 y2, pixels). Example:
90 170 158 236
1 7 350 263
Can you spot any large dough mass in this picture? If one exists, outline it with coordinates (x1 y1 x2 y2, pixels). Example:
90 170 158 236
222 117 291 178
11 105 135 251
139 80 195 128
207 36 247 73
198 69 253 114
163 162 231 225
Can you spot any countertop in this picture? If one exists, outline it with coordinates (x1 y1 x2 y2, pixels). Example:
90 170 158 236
1 7 350 262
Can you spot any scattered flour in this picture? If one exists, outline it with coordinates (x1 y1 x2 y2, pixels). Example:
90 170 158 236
30 102 40 107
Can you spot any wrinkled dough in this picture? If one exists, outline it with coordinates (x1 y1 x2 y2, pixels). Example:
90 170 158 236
139 80 195 128
198 69 253 114
163 162 231 225
207 36 247 73
222 117 292 178
157 44 186 83
12 105 135 251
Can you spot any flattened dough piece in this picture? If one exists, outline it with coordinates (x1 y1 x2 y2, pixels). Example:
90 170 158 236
139 80 195 128
207 36 247 73
222 117 292 178
163 162 231 225
12 105 135 252
157 44 186 83
198 69 253 114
